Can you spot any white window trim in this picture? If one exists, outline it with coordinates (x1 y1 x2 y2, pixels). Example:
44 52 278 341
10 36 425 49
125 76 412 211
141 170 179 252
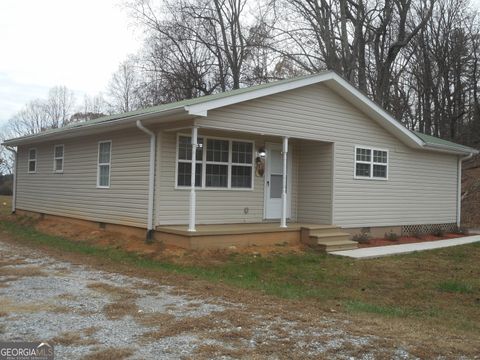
53 144 64 173
175 133 255 191
354 145 389 181
97 140 112 189
28 148 37 174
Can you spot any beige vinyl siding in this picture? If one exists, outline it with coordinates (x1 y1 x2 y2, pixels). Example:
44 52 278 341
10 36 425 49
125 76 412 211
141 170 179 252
16 129 150 228
155 130 298 225
197 83 458 227
297 141 333 224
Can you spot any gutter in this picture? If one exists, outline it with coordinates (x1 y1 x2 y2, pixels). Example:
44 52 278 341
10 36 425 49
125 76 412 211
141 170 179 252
457 152 475 227
422 142 479 156
136 120 156 242
5 146 17 213
2 107 186 147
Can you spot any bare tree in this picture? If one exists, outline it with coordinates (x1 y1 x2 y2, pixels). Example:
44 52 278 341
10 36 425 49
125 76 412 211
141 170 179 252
5 99 50 137
127 0 254 95
107 59 142 112
44 86 76 128
398 0 480 146
70 94 110 122
116 0 480 148
0 140 14 175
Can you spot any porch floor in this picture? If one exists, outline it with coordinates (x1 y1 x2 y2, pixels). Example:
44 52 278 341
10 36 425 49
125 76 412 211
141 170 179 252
154 222 355 251
155 222 330 236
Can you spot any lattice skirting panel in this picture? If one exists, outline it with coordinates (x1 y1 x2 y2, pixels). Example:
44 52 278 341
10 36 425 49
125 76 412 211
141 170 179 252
401 223 457 236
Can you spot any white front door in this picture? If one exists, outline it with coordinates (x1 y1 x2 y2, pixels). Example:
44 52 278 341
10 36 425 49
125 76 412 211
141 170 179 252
264 143 291 219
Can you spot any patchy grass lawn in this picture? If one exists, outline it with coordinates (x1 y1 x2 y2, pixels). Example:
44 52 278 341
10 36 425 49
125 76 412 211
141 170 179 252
1 194 479 339
0 195 11 217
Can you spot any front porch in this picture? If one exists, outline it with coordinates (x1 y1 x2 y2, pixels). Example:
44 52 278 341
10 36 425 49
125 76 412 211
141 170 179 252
157 127 335 224
155 223 357 251
154 124 348 250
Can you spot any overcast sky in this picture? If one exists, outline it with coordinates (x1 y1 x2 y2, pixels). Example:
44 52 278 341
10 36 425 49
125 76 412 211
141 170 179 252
0 0 142 126
1 0 480 128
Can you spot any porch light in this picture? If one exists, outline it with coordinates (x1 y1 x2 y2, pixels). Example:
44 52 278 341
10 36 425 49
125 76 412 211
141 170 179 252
257 147 266 158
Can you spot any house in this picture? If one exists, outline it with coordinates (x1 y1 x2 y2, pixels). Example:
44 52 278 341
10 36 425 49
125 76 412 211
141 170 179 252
3 71 478 251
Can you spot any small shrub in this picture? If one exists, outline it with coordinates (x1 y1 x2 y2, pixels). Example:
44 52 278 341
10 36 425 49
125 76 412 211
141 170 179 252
456 226 469 235
352 232 370 244
437 280 473 294
411 229 423 239
432 227 444 237
385 231 399 241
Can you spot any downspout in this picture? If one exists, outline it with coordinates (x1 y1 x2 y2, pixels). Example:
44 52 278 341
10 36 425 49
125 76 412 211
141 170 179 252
457 152 474 228
136 120 156 242
5 146 17 213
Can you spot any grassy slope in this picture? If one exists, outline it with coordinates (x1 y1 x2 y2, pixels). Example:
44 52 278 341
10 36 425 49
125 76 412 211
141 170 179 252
0 195 11 217
462 165 480 227
1 195 479 336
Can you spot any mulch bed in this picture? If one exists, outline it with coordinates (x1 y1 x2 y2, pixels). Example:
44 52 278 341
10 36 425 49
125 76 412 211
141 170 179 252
358 233 467 248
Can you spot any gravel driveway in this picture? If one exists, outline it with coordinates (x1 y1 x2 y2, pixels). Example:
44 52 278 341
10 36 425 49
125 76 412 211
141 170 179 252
0 238 412 359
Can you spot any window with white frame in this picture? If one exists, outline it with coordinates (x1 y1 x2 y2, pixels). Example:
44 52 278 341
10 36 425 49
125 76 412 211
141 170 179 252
354 146 388 179
53 145 64 173
177 136 203 187
231 141 253 188
176 135 253 189
28 148 37 173
97 141 111 188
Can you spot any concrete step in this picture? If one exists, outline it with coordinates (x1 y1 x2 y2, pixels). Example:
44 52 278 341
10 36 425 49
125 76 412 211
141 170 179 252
314 236 353 244
317 240 359 252
313 236 358 251
301 225 342 235
311 234 358 252
300 224 358 252
310 230 352 238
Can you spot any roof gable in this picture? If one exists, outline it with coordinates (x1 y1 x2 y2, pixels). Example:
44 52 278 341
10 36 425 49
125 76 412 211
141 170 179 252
183 72 424 148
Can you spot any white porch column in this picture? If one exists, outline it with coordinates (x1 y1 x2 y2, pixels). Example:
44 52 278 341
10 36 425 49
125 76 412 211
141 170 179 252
188 126 199 232
280 136 289 228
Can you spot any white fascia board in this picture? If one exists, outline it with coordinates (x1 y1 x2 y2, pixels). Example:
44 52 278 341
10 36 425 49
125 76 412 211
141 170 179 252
184 72 336 116
185 71 426 150
423 143 479 156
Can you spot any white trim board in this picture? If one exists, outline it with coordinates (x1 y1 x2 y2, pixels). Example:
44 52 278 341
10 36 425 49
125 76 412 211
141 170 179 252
186 72 425 150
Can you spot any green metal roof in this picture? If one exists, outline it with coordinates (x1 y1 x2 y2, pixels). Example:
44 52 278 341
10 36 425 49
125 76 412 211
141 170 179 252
3 73 330 145
3 70 478 155
68 73 322 128
413 131 477 154
4 73 324 144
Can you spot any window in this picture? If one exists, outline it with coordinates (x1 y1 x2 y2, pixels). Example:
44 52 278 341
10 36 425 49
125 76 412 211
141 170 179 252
97 141 111 188
206 139 229 187
177 136 203 187
176 135 253 189
28 148 37 173
53 145 64 173
354 146 388 180
231 141 253 188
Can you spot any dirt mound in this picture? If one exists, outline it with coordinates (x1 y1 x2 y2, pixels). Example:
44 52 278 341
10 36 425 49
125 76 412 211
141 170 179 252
30 217 305 266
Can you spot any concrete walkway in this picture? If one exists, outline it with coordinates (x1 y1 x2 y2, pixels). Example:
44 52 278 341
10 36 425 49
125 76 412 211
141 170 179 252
330 235 480 259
